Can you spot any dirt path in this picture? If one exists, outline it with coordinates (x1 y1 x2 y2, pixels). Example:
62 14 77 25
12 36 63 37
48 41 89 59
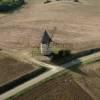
0 50 100 100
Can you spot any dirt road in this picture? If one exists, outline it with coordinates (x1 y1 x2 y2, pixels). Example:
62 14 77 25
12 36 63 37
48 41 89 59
0 50 100 100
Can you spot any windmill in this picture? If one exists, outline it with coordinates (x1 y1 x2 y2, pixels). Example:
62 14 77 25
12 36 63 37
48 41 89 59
40 30 53 56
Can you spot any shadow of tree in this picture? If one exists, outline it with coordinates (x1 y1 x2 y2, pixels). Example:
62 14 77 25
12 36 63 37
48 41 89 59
66 60 87 76
51 48 100 65
50 48 100 75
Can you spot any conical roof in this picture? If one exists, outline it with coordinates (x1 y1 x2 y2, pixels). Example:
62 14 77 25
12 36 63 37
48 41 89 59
41 30 52 44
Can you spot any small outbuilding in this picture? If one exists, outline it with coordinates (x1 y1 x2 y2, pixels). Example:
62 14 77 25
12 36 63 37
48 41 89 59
40 30 52 56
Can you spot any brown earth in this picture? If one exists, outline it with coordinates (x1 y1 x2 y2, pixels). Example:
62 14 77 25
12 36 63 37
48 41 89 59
72 61 100 100
12 73 93 100
0 0 100 51
0 52 35 85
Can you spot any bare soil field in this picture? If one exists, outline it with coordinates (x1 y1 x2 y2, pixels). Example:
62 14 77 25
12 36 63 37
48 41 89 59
0 0 100 51
72 61 100 100
0 52 35 85
12 73 93 100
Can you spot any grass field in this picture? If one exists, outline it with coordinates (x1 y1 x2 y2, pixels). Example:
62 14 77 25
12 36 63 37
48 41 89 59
0 0 100 99
0 0 100 51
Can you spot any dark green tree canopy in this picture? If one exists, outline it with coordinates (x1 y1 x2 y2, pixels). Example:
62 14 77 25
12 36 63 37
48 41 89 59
0 0 25 12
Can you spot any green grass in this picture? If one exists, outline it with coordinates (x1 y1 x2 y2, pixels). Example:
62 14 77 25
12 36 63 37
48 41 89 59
68 56 100 75
32 46 60 56
52 47 61 54
32 47 41 56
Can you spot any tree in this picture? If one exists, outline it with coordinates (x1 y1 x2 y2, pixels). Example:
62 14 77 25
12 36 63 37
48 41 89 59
0 0 25 12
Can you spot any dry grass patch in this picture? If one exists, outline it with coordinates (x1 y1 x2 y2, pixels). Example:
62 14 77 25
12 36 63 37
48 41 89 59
0 52 35 85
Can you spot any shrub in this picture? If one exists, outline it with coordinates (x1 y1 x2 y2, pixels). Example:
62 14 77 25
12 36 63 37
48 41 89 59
74 0 79 2
44 0 51 4
58 50 71 57
51 49 71 63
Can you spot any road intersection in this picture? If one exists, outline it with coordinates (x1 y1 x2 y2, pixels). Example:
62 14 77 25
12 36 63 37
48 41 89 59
0 50 100 100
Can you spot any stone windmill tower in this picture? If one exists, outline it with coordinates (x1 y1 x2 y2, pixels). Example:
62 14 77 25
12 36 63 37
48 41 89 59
40 30 52 56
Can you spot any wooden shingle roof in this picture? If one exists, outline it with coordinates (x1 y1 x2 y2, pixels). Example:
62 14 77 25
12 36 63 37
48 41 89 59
41 30 52 44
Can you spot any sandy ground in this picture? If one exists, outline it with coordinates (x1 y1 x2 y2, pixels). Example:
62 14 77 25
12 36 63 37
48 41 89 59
0 0 100 51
